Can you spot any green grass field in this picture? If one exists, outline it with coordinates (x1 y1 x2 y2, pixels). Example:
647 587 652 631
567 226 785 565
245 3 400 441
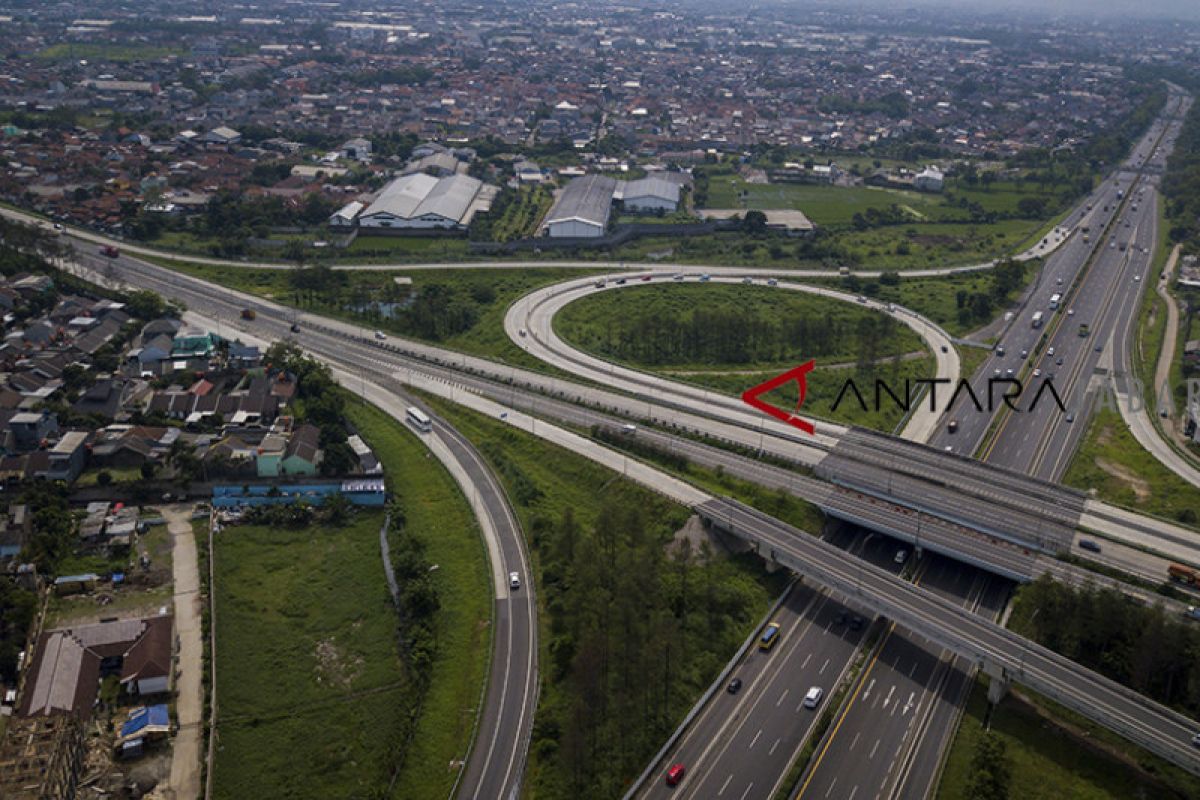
36 43 182 62
344 401 491 798
838 219 1043 270
938 679 1199 800
702 174 942 227
1063 406 1200 528
211 398 490 800
210 510 407 799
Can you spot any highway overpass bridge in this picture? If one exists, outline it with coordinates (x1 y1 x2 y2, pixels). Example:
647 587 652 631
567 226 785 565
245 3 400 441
697 497 1200 776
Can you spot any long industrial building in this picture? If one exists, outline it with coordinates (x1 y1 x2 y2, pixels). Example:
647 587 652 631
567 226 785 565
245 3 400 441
357 173 495 230
541 174 618 238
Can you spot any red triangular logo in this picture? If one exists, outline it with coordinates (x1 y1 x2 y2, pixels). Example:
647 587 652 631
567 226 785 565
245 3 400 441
741 360 816 435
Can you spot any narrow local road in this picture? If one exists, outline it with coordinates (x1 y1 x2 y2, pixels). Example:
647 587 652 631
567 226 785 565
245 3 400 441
164 505 203 800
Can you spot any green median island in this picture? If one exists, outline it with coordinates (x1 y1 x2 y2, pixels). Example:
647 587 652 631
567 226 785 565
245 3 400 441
554 281 934 431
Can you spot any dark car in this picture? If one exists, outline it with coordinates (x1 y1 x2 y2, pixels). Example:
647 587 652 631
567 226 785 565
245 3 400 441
848 615 865 631
834 611 848 625
727 677 743 694
290 323 300 333
1079 539 1102 553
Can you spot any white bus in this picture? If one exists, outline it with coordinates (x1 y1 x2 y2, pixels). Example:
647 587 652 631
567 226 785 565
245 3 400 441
1049 293 1062 310
406 406 432 433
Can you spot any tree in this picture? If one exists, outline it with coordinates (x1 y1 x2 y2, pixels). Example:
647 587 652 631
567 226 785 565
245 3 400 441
742 210 768 233
965 731 1011 800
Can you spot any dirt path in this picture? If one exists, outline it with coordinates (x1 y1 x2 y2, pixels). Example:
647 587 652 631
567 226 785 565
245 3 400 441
164 505 203 800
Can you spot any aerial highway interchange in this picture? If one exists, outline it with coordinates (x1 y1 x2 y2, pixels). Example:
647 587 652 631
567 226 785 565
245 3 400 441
3 85 1199 800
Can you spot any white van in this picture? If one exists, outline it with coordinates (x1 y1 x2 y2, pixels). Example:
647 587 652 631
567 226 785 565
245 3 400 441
803 686 823 709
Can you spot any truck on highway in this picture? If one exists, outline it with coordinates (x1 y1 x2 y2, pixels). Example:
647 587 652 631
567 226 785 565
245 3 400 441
100 245 120 258
1169 563 1199 586
241 309 256 321
1031 311 1044 328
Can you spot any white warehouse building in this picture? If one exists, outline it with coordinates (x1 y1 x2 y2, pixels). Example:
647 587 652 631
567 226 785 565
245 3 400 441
541 175 618 238
357 173 495 230
615 176 681 213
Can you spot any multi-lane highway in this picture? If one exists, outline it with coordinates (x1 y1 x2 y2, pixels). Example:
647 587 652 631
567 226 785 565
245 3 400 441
4 82 1195 800
65 251 540 800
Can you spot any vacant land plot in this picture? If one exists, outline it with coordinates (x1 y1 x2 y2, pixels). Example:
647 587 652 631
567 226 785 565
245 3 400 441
1063 406 1200 528
702 173 941 227
210 511 405 799
839 219 1042 270
212 400 489 799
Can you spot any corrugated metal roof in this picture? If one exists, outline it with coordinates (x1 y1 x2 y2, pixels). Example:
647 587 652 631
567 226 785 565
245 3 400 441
360 173 483 223
544 174 617 228
616 176 680 204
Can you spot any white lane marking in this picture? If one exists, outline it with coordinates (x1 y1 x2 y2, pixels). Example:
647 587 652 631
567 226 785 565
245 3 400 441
910 660 919 678
802 653 812 669
770 738 781 756
749 729 762 750
777 689 789 707
904 691 915 715
870 739 880 759
820 657 830 675
719 773 733 796
738 782 755 800
883 685 895 709
863 678 875 700
825 777 838 798
850 732 861 751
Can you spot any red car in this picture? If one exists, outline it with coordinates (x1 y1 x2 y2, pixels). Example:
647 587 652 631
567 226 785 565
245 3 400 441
100 245 120 258
666 763 686 786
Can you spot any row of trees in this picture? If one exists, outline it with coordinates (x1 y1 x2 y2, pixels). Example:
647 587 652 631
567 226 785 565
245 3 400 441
1162 93 1200 248
529 497 770 796
1011 574 1200 718
568 302 904 368
285 267 489 342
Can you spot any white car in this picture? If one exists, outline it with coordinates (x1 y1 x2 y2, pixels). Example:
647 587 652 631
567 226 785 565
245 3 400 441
374 330 387 340
803 686 824 709
1033 368 1042 378
894 549 908 565
1048 347 1055 356
1067 308 1075 316
509 572 521 590
1133 275 1141 282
